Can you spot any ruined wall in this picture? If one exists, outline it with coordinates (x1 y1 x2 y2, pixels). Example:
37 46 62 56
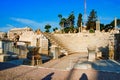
8 27 32 40
19 31 48 55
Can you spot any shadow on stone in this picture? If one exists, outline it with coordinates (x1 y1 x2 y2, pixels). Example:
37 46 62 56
98 46 109 59
79 73 88 80
0 62 18 71
41 72 54 80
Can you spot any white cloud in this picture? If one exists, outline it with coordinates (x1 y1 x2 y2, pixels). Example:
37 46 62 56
10 17 60 31
11 17 40 26
0 24 15 32
6 24 15 28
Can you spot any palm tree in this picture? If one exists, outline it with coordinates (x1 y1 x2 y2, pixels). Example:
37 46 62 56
58 14 62 19
59 18 67 29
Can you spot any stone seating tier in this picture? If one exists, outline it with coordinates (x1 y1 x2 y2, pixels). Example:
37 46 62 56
43 33 111 56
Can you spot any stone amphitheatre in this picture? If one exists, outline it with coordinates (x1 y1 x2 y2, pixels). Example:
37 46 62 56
1 27 120 80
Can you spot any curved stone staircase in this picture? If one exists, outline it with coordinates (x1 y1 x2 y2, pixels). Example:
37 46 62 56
42 33 110 56
42 33 89 55
43 33 74 54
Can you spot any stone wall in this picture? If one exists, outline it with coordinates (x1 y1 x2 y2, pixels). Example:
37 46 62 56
0 32 6 39
19 31 48 55
8 27 32 40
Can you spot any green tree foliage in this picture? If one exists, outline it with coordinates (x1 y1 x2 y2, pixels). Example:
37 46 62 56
68 11 75 27
58 14 62 19
58 12 75 29
59 18 67 28
53 27 58 32
110 19 120 28
69 26 74 33
86 9 98 30
77 13 82 27
58 14 68 29
64 27 70 33
89 29 95 33
104 24 111 32
104 19 120 32
58 14 64 29
58 12 75 33
64 26 75 33
44 24 51 32
100 23 105 31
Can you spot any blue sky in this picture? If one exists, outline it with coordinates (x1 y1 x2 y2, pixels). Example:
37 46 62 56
0 0 120 32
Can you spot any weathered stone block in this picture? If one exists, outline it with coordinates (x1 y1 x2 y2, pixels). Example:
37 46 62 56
96 51 102 58
0 55 4 62
88 46 96 61
0 49 2 54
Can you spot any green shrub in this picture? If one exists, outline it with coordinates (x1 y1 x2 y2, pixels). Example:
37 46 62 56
89 29 95 33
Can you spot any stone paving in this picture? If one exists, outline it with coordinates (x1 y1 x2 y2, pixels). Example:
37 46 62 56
41 53 120 73
0 63 120 80
1 53 120 80
41 52 88 70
